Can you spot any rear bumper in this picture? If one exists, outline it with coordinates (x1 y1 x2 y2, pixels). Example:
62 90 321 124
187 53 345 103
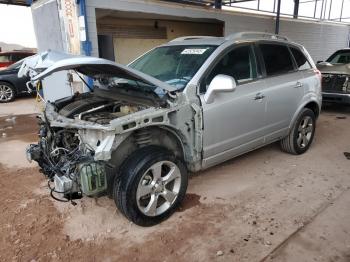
322 92 350 104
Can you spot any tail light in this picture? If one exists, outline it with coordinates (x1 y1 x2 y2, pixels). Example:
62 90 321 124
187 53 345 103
314 69 322 88
314 69 322 79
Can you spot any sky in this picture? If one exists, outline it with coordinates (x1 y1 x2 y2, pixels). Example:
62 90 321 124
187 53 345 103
225 0 350 21
0 1 348 49
0 4 37 48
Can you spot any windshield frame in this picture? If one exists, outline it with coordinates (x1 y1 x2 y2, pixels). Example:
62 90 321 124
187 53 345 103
128 44 218 91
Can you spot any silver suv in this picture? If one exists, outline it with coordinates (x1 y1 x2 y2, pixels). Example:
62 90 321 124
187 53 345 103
24 32 322 226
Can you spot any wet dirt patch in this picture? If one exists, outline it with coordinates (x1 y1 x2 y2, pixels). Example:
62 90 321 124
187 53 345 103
178 193 201 212
0 114 38 142
336 116 347 120
0 165 129 262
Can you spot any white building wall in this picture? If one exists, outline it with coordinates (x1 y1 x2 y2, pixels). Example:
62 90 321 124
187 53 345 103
279 19 350 61
31 0 64 52
86 0 350 61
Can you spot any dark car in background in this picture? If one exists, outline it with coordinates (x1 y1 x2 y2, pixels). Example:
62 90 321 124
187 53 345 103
0 51 35 70
0 60 34 103
317 49 350 104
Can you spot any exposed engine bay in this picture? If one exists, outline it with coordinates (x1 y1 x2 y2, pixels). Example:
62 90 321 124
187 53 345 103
27 93 149 202
57 93 145 123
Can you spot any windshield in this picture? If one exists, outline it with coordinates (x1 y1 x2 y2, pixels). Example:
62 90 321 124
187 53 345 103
326 50 350 64
129 45 217 90
97 76 166 97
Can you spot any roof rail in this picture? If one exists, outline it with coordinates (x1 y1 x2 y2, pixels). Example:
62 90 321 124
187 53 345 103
170 36 217 42
225 32 289 42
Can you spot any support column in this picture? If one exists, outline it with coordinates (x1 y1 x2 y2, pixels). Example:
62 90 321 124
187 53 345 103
275 0 281 34
293 0 299 18
214 0 222 9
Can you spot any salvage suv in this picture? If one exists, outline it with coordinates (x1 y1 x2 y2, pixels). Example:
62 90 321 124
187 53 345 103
23 32 322 226
317 48 350 104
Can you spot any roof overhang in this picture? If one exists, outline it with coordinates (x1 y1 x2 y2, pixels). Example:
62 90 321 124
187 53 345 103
0 0 32 6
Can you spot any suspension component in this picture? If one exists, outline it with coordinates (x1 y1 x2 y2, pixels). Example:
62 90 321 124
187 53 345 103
135 129 152 147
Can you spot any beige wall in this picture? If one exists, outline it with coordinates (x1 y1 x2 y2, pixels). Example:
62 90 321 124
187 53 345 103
97 17 223 64
113 38 165 64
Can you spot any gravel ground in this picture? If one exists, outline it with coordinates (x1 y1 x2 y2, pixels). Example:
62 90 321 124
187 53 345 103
0 98 349 262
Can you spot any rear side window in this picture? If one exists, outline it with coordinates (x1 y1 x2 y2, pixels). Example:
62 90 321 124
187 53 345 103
259 44 294 76
290 47 312 70
0 55 10 62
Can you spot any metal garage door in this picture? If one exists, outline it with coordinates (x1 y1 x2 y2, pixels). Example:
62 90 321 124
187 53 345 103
98 23 168 64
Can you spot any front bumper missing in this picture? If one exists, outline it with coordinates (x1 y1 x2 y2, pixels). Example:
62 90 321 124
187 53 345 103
27 141 108 203
322 92 350 104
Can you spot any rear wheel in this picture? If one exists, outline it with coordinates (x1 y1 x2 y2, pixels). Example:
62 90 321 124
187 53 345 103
113 145 188 226
280 108 316 155
0 82 15 103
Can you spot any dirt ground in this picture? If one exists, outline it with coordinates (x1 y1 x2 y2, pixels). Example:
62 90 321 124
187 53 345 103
1 97 350 262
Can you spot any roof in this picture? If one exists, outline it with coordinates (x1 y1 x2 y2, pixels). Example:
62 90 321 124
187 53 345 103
166 36 226 46
165 32 291 46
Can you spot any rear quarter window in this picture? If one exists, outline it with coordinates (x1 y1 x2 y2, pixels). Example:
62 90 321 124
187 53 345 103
290 47 312 70
259 43 295 76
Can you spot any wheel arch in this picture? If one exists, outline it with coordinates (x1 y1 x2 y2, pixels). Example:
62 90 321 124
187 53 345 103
289 99 321 130
106 126 186 196
0 80 16 94
304 101 320 119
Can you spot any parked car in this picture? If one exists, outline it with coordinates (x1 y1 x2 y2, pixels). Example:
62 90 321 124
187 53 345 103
0 60 34 103
23 32 322 226
317 48 350 104
0 51 35 70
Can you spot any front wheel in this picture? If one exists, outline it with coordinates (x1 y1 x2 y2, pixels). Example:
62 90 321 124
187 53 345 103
113 146 188 226
280 108 316 155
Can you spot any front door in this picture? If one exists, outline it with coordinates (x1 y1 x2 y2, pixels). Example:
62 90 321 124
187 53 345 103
200 44 267 168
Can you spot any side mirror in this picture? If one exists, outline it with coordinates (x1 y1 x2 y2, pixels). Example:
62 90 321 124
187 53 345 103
317 60 323 64
204 74 237 104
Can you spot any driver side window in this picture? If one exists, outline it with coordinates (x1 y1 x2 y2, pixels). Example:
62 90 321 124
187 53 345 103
201 45 258 93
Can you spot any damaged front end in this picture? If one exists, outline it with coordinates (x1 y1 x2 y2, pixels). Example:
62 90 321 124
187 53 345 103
317 61 350 104
26 102 109 202
26 90 165 202
22 52 196 204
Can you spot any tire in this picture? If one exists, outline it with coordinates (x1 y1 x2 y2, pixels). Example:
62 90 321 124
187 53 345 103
113 145 188 226
0 82 16 103
280 108 316 155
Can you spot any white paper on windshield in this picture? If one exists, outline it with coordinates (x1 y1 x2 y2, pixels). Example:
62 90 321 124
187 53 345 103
181 48 208 55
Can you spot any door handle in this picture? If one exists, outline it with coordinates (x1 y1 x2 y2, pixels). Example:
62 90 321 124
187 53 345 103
254 93 265 100
295 82 303 88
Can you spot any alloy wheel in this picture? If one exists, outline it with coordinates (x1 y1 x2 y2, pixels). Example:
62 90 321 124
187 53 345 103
136 161 182 217
297 115 313 149
0 84 14 102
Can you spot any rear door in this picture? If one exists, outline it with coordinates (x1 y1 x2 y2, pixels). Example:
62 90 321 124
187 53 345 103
289 46 319 97
200 44 267 168
256 42 304 142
